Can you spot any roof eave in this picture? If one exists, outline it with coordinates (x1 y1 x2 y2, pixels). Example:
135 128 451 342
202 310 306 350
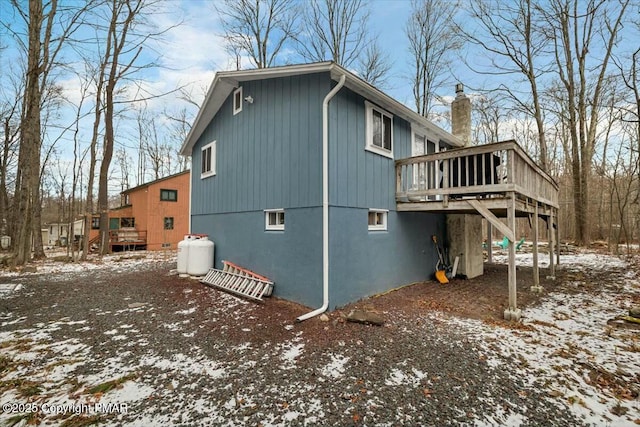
179 62 335 156
179 61 463 156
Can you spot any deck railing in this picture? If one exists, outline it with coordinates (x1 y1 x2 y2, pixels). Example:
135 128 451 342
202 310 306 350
108 228 147 245
395 140 558 208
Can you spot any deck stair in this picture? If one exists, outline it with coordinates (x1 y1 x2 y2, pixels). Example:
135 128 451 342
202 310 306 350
201 261 274 302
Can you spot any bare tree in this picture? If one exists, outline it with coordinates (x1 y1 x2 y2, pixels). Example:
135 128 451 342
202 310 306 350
81 59 105 260
67 72 92 260
356 37 392 89
9 0 89 265
297 0 363 65
543 0 630 245
97 0 150 255
116 145 131 192
164 106 192 172
406 0 460 117
0 74 23 242
216 0 297 69
603 135 639 253
143 117 164 180
463 0 550 169
613 17 640 152
472 92 506 144
81 0 173 255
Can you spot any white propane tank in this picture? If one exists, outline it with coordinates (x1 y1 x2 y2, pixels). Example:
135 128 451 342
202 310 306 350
187 235 214 277
177 235 194 277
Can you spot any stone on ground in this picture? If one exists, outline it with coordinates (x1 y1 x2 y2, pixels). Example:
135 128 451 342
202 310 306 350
346 310 384 326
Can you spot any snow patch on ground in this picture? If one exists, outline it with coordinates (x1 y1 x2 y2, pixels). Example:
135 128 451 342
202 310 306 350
1 248 638 426
175 306 197 315
0 250 175 278
320 354 350 379
449 250 640 426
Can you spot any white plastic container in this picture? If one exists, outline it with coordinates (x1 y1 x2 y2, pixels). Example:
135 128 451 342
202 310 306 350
187 236 214 277
177 235 194 277
0 235 10 250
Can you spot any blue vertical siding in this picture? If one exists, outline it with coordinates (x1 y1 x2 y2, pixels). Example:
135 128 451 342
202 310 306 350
328 88 412 209
189 71 448 311
192 207 323 308
325 84 446 308
191 72 331 215
328 207 445 309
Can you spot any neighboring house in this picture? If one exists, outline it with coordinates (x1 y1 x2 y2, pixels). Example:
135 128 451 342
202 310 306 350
180 62 558 319
45 220 84 246
89 170 190 251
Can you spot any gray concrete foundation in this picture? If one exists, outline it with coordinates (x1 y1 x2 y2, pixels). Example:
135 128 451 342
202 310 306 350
503 308 522 321
447 214 483 278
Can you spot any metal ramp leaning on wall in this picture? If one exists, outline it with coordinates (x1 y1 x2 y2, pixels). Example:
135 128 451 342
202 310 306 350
200 261 274 302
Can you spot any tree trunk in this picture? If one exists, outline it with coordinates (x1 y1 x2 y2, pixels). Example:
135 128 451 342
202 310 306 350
0 118 12 239
13 0 46 265
32 188 45 259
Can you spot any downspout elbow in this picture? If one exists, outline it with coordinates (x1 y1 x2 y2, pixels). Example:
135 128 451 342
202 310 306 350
296 73 346 323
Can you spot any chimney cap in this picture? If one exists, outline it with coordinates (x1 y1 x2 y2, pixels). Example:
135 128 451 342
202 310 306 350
455 83 464 94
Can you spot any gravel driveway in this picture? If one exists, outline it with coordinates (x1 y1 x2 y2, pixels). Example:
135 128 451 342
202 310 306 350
0 251 636 426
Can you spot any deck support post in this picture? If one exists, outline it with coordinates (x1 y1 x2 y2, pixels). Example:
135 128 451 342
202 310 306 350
555 211 561 266
504 192 521 321
531 202 543 293
548 209 556 279
486 222 493 263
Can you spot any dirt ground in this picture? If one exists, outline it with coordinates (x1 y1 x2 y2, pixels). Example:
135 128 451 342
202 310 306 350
338 262 559 322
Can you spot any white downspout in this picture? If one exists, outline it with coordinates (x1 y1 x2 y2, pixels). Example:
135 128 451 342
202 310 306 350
296 73 346 322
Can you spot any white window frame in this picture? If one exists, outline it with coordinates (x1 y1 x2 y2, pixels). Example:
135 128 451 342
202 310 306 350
201 141 216 179
265 209 285 231
233 87 243 115
365 101 393 159
368 209 388 231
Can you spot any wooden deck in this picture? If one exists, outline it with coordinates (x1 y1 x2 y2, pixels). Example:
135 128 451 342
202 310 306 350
108 229 147 251
395 140 558 216
395 140 560 321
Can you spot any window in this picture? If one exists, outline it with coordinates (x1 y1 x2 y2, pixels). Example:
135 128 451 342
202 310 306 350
201 141 216 178
164 217 174 230
265 209 285 231
123 194 130 205
160 189 177 202
120 217 135 228
233 87 243 115
368 209 388 231
91 217 100 229
365 101 393 158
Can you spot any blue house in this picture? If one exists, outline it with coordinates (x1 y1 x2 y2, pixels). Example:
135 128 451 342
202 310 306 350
180 62 559 321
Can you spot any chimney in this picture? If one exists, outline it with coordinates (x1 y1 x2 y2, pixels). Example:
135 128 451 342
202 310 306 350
451 83 471 146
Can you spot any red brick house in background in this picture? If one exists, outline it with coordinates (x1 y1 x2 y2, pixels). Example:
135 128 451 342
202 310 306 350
89 170 190 251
